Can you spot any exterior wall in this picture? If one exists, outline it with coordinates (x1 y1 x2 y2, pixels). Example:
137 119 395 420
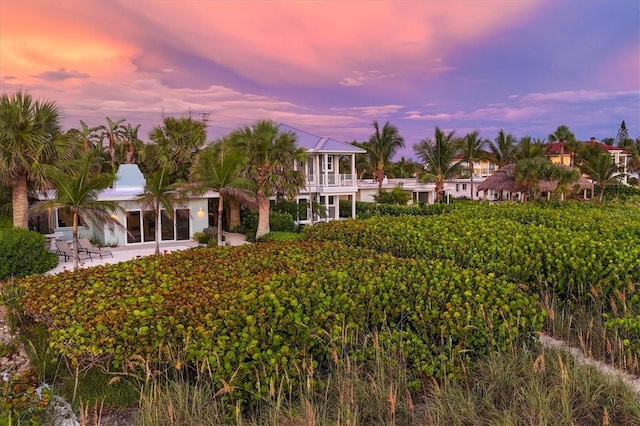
548 154 572 166
69 198 212 247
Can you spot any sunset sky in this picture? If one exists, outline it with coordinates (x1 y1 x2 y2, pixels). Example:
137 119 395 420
1 0 638 159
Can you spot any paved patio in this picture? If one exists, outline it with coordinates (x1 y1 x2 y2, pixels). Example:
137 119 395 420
48 232 249 274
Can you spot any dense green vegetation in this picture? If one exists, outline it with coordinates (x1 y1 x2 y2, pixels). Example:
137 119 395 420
304 202 640 375
0 228 58 280
3 202 640 424
13 242 541 395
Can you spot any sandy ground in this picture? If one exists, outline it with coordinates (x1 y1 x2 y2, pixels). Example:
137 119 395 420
48 232 249 275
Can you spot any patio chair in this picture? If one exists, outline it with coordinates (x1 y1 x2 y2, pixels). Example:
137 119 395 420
78 238 113 259
55 240 92 262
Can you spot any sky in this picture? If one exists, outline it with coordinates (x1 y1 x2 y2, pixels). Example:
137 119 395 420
1 0 639 159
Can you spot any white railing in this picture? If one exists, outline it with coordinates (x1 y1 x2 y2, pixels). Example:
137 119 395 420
308 173 357 187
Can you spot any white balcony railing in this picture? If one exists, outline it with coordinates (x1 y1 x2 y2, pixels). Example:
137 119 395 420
308 173 356 187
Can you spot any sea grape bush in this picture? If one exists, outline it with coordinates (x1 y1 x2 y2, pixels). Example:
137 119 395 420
14 242 542 396
0 228 58 281
302 209 640 303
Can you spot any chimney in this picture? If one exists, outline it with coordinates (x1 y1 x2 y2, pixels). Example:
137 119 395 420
590 137 597 142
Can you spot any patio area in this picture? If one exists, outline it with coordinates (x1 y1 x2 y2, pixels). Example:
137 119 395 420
47 232 249 274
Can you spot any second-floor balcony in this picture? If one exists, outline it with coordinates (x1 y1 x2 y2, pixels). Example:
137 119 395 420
307 173 357 188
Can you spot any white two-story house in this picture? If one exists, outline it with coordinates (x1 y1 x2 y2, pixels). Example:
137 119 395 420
279 124 366 222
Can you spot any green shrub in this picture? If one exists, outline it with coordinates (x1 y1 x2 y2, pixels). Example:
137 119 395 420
240 208 297 237
373 186 412 205
14 242 542 400
255 232 302 242
0 228 58 280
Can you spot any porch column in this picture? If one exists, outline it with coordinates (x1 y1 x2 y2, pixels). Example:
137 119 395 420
351 194 356 219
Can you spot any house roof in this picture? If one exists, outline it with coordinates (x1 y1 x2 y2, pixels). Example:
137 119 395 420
278 124 367 154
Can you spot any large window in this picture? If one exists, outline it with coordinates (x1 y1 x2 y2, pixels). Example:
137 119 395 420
161 211 175 241
143 211 156 242
126 208 190 244
126 211 142 243
176 209 190 240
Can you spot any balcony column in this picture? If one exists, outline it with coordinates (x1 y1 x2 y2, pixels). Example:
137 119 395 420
323 153 329 188
351 154 356 183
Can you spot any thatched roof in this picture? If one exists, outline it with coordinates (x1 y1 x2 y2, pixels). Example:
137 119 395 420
477 164 525 192
477 164 594 193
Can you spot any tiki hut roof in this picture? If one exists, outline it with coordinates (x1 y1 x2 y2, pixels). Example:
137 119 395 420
477 164 525 192
477 164 593 193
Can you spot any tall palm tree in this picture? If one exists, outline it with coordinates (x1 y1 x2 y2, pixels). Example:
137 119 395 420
548 125 578 166
455 130 487 200
32 153 123 269
102 117 126 171
579 149 623 202
230 120 307 239
489 129 517 167
145 115 207 182
0 91 77 228
367 121 405 188
413 127 462 203
137 167 190 255
190 143 255 246
514 136 546 161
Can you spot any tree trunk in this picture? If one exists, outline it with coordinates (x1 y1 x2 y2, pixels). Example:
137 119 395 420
72 212 79 270
469 164 474 200
599 188 604 202
218 194 224 246
435 178 443 203
228 198 241 230
155 204 161 256
12 174 29 229
255 194 270 239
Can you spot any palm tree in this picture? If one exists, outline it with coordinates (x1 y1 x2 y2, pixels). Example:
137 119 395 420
190 142 255 246
137 168 190 255
32 153 123 269
413 127 462 203
389 156 421 178
514 136 546 161
489 129 517 167
0 91 77 229
230 120 307 239
514 157 556 201
579 149 623 202
548 125 578 166
102 117 126 170
367 121 405 188
351 140 374 179
455 130 487 200
145 115 207 182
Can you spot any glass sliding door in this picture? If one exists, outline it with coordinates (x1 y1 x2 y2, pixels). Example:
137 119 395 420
126 211 141 243
175 209 190 240
143 211 156 242
160 211 175 241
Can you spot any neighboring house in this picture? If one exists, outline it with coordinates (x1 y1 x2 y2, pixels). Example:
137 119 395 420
545 139 630 185
279 124 366 222
452 152 497 179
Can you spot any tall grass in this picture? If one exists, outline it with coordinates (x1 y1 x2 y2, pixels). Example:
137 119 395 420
132 333 640 425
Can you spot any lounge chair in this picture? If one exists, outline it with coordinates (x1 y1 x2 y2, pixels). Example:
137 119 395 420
78 238 113 259
55 240 92 262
